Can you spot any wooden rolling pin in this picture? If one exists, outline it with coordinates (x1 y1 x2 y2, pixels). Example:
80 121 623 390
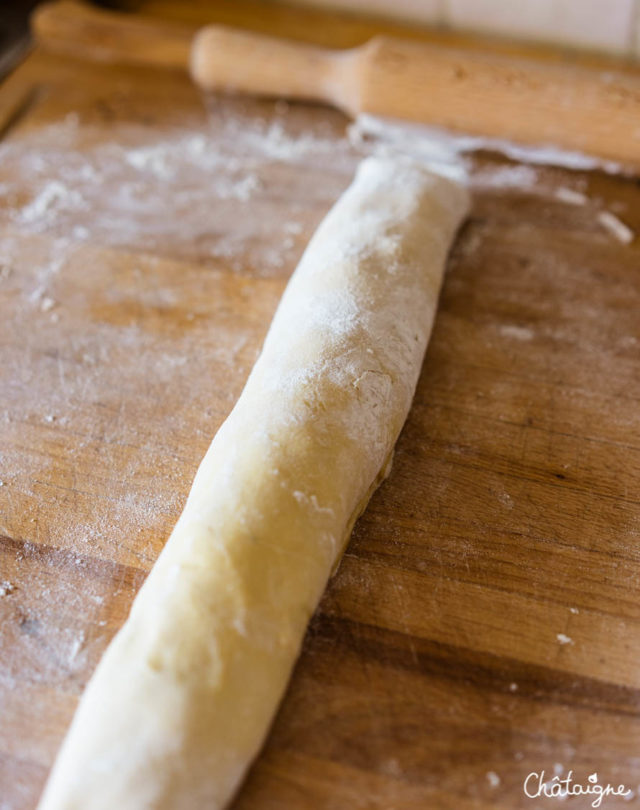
33 0 640 167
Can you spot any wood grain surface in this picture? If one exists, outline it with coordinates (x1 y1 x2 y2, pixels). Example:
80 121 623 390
1 3 640 809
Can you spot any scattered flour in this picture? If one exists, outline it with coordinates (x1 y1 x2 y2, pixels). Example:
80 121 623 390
0 104 357 274
499 324 534 341
348 113 624 176
554 187 588 205
557 633 574 645
472 163 538 190
597 210 634 244
2 100 634 277
17 180 84 228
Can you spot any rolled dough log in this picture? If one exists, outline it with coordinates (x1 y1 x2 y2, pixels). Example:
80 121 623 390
37 157 469 810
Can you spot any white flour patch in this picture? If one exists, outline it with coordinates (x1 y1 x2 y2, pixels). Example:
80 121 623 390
554 187 588 205
597 210 634 244
0 102 357 275
350 114 623 174
17 180 85 228
499 324 534 341
472 163 538 190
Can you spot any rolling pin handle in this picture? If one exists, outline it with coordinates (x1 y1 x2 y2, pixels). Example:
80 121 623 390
189 25 360 114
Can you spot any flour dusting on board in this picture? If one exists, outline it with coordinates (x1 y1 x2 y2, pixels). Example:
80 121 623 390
0 99 633 276
348 113 625 174
597 210 634 244
0 227 263 712
0 103 358 274
2 100 632 271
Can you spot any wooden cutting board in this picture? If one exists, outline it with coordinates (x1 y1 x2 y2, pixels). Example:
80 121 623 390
1 3 640 809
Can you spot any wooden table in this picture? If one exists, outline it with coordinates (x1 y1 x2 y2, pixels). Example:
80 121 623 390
1 3 640 808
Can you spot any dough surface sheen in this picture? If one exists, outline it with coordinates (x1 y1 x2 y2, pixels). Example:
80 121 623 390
37 157 469 810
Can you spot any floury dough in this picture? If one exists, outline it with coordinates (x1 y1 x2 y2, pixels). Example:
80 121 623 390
37 157 469 810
